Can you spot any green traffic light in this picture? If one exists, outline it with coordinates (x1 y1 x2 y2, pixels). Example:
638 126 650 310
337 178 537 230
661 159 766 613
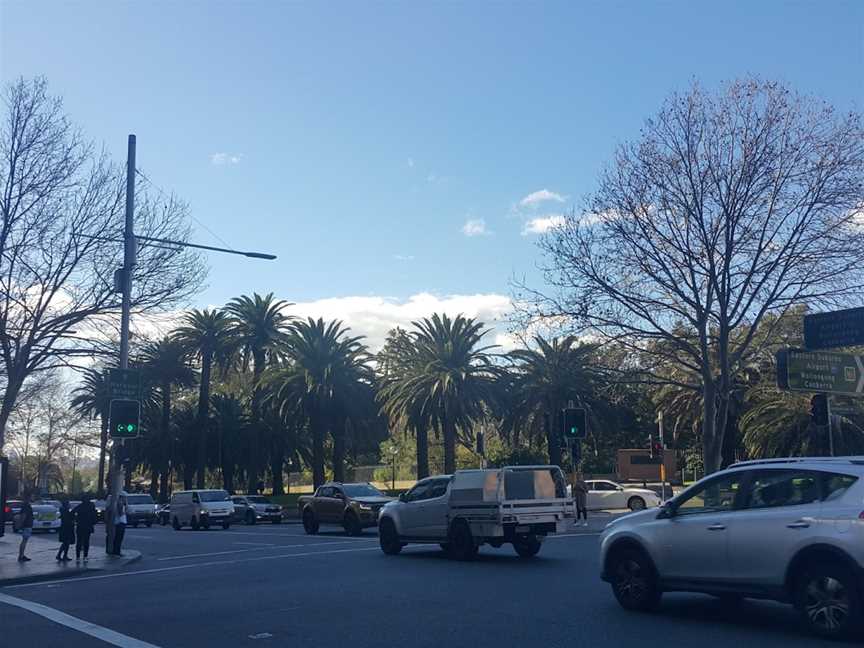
127 424 135 432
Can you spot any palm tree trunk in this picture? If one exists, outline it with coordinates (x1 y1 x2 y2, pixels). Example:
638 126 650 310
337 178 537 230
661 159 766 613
97 412 109 497
546 403 562 467
443 412 456 475
196 352 213 489
332 416 346 483
416 425 429 479
271 430 285 495
311 414 326 488
149 469 158 498
159 381 172 503
246 351 265 494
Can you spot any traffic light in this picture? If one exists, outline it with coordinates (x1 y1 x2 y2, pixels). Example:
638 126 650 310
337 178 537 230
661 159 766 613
562 408 587 442
109 399 140 439
810 394 829 426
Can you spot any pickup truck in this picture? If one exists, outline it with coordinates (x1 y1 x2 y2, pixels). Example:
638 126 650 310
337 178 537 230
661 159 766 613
377 465 575 559
298 482 394 536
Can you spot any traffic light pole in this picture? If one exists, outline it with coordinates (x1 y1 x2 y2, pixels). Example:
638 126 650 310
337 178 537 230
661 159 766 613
106 134 136 553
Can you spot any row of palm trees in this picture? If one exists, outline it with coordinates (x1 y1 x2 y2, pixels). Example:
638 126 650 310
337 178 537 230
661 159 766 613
70 294 607 500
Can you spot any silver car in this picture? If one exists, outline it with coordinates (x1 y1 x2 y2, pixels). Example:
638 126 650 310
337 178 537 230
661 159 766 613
600 457 864 639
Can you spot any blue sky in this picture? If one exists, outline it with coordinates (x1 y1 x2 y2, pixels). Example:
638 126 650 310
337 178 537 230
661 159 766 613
2 1 862 347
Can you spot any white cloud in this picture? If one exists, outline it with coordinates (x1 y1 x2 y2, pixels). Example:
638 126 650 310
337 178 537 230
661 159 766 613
393 254 415 262
521 214 566 235
283 292 514 351
210 152 244 166
520 189 566 208
462 218 490 237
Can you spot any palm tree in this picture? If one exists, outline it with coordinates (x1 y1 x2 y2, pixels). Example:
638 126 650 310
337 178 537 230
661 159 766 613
173 308 236 488
141 337 196 502
210 393 248 493
70 368 111 497
226 293 293 493
269 318 373 488
505 336 605 466
380 314 502 475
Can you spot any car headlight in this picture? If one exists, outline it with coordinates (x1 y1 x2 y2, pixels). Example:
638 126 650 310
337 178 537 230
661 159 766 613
358 504 372 511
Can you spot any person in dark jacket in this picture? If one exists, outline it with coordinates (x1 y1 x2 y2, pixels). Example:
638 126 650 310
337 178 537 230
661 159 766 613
56 498 76 561
73 494 97 562
17 491 34 562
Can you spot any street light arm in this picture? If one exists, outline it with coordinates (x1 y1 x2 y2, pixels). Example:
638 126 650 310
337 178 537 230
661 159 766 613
135 235 277 260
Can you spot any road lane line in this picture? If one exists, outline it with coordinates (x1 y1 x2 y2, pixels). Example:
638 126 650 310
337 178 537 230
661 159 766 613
157 540 368 561
5 546 381 589
0 592 162 648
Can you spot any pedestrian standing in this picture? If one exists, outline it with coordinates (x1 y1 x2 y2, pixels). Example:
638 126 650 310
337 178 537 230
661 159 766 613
74 494 97 562
111 492 128 556
574 473 589 527
17 491 34 562
56 498 76 561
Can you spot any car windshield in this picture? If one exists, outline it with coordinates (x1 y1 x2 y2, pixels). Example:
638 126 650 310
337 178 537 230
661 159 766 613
246 496 270 504
126 495 154 504
199 490 230 502
342 484 384 497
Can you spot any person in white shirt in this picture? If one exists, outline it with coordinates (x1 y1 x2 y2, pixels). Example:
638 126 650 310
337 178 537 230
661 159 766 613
111 493 128 556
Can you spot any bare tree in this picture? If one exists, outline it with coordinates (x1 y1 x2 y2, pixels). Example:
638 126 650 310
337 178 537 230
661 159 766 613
523 79 864 473
0 77 207 450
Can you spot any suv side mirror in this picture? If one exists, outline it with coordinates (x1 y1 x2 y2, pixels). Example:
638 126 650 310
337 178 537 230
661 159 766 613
657 501 676 519
398 493 407 502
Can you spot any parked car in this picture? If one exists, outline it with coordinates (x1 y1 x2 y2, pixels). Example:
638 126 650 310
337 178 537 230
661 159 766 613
568 480 662 511
25 501 61 533
599 457 864 640
126 493 158 527
378 466 574 559
4 499 22 525
157 503 171 526
93 499 107 522
299 482 394 536
231 495 283 525
170 489 233 530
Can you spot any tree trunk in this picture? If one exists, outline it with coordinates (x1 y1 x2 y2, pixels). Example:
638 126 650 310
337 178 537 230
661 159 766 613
246 351 265 494
195 352 212 489
311 415 325 488
97 413 109 498
183 464 194 490
149 469 158 498
271 431 285 496
332 416 346 483
416 425 429 479
443 416 456 475
702 379 723 474
546 406 562 467
0 372 24 451
124 468 132 492
160 381 172 503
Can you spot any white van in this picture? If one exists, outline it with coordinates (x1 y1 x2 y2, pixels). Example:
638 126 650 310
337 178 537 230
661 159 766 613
170 489 234 530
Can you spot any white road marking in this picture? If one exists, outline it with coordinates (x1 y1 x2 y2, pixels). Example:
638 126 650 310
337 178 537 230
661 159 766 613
5 546 381 589
157 540 368 561
0 592 162 648
233 542 276 546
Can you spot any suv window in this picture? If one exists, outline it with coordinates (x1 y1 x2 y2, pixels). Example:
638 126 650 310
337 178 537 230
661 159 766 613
231 497 244 504
746 470 820 509
823 472 859 502
676 472 744 516
192 493 201 504
318 487 333 498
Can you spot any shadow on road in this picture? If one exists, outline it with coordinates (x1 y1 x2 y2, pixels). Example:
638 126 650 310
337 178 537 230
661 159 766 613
655 594 860 645
391 546 568 568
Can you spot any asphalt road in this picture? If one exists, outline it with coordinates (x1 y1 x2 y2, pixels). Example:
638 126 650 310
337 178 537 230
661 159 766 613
1 520 850 648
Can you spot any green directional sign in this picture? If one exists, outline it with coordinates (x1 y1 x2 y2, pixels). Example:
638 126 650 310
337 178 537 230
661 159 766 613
108 368 141 400
779 349 864 396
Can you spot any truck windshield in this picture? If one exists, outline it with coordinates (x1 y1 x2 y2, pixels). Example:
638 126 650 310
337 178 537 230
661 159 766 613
342 484 384 497
504 469 567 500
246 496 270 504
126 495 154 505
199 491 230 502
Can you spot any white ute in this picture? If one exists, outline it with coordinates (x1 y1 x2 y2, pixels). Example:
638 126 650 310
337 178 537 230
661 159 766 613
377 465 574 559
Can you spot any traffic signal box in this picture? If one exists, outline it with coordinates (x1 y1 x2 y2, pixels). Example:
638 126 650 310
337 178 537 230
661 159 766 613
562 408 587 443
109 399 140 439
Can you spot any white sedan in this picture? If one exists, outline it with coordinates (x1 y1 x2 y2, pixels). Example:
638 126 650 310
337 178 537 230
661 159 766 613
569 480 662 511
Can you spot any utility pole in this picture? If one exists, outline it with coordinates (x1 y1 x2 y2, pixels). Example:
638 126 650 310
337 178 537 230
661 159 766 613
106 134 136 553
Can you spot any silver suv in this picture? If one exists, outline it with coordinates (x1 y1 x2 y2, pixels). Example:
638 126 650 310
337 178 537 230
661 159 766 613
600 457 864 639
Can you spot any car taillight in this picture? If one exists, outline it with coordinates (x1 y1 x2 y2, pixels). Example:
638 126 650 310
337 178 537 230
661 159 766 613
859 511 864 520
3 506 9 514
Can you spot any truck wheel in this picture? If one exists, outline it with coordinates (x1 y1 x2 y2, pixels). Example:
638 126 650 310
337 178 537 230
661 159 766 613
191 517 200 531
343 512 362 536
131 521 139 528
378 518 402 555
201 517 210 530
609 548 661 612
245 510 256 525
222 520 231 530
145 521 152 528
448 520 478 561
302 509 319 535
513 534 542 558
172 517 181 531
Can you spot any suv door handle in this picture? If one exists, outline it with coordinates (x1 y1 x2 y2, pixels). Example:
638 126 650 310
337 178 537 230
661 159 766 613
706 524 726 531
786 521 810 529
